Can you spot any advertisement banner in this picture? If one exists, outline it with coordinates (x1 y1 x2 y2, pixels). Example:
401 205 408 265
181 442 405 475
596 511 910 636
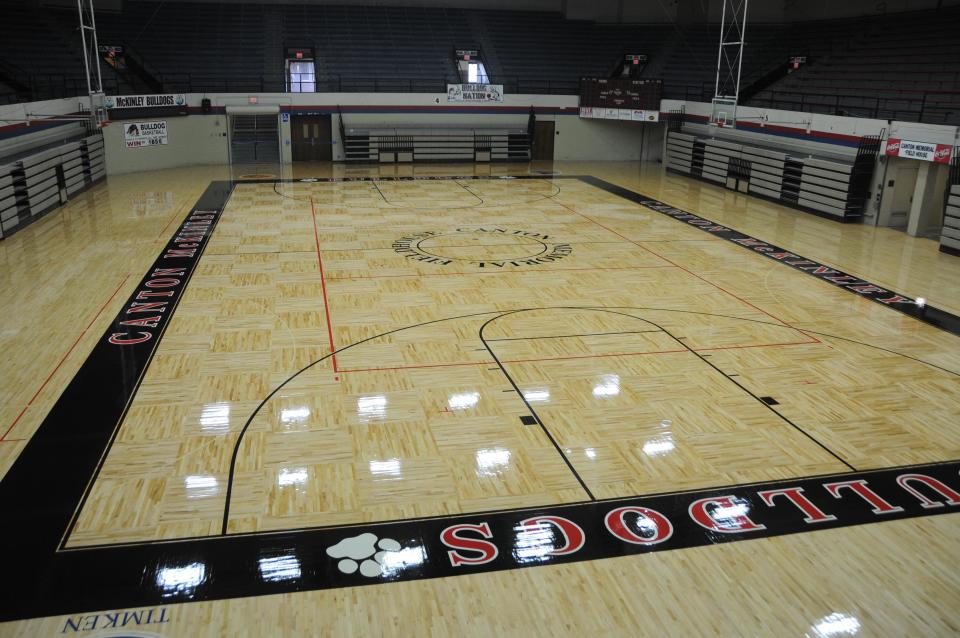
124 121 168 148
577 107 660 123
105 94 186 109
631 109 660 122
885 138 953 164
446 84 503 102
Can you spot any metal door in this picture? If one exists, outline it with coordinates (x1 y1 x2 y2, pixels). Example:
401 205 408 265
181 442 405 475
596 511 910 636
291 114 332 162
229 114 280 164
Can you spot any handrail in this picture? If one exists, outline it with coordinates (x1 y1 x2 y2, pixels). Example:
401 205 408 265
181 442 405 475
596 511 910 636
756 88 960 123
151 73 580 95
1 71 579 101
148 73 581 95
669 83 959 125
5 71 955 125
119 43 166 93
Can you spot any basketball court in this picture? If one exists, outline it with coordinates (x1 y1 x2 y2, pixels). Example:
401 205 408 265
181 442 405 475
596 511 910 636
2 0 960 631
1 163 959 635
58 174 960 541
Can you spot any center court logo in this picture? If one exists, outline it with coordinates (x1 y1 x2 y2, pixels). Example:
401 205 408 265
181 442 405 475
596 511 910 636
392 227 572 268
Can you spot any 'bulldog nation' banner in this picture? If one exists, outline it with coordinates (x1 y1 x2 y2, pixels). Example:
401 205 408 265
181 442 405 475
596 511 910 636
447 84 504 102
105 94 186 109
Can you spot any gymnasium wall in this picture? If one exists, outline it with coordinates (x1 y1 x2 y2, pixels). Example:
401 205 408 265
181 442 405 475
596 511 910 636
102 115 230 174
100 92 656 174
552 116 659 161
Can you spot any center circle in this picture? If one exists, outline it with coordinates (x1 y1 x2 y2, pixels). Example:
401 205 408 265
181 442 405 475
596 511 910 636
415 232 549 262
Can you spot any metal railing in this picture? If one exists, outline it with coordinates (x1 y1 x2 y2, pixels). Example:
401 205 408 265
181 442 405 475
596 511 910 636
0 71 579 101
155 73 578 95
668 82 959 125
754 89 960 124
5 70 955 125
1 74 121 102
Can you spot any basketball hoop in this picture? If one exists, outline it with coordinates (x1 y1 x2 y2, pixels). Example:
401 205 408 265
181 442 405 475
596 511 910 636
710 97 737 128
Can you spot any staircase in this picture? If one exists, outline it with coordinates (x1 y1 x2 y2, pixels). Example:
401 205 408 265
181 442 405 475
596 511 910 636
113 44 165 93
739 59 797 103
261 8 284 85
640 31 680 80
467 11 501 83
0 60 32 101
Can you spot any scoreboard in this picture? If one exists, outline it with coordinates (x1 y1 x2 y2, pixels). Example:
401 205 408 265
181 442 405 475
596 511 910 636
579 78 662 122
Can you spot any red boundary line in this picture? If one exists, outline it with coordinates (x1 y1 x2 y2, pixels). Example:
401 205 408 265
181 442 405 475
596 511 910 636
550 198 821 344
309 196 339 372
154 203 189 240
337 338 820 373
0 275 131 442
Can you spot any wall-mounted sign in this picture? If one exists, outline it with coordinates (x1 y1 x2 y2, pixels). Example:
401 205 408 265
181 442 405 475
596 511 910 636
632 109 659 122
446 84 503 102
105 94 186 109
885 138 953 164
124 120 168 148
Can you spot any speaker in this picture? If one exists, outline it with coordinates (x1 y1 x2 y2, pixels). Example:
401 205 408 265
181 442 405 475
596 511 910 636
201 98 211 114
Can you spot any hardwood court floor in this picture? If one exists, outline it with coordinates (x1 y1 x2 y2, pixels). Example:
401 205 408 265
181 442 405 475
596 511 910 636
1 161 959 636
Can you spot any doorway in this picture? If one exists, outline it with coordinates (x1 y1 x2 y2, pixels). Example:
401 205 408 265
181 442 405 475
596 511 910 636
291 114 332 162
889 164 919 228
532 120 555 161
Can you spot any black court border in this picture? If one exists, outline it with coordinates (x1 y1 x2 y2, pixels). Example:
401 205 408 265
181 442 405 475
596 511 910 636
1 175 959 623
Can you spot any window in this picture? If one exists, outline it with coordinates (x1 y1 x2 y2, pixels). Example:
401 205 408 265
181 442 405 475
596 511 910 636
467 62 489 84
288 61 316 93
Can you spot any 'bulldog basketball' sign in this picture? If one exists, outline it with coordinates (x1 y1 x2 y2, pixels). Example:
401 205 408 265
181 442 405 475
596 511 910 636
123 120 168 148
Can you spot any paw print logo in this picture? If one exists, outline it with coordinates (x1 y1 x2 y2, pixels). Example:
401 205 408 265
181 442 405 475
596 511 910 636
326 532 402 577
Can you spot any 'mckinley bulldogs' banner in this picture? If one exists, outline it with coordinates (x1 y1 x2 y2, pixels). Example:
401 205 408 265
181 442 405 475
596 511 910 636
447 84 503 102
885 138 953 164
105 94 186 109
124 120 168 148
